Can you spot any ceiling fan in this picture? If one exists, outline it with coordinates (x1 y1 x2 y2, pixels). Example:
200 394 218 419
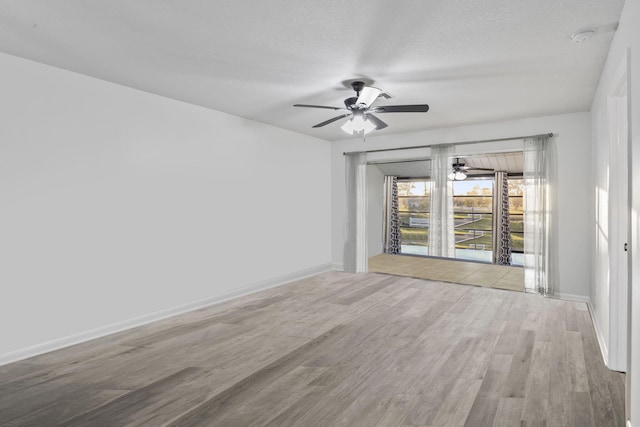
449 157 494 180
293 81 429 135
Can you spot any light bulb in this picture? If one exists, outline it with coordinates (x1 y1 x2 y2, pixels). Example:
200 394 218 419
359 117 376 134
455 171 467 180
341 115 376 135
341 118 357 134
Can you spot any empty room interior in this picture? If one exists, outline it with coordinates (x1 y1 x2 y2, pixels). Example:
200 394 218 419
1 1 639 426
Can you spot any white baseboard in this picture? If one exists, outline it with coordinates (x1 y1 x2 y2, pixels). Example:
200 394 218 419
586 299 609 367
552 293 609 367
552 292 591 303
0 262 333 367
331 262 344 271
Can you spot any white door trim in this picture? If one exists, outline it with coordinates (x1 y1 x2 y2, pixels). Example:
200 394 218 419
606 50 630 373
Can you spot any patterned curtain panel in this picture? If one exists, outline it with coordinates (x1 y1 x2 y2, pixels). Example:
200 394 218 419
492 171 512 265
383 176 401 254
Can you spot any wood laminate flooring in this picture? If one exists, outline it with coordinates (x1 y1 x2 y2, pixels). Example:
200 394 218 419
0 272 624 426
369 254 525 292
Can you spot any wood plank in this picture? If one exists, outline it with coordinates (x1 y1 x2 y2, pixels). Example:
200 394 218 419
9 391 128 426
430 378 483 426
568 391 596 427
213 366 328 426
575 310 626 426
165 325 348 426
59 368 205 426
0 272 625 426
502 329 535 398
521 341 552 424
492 397 524 426
463 356 512 426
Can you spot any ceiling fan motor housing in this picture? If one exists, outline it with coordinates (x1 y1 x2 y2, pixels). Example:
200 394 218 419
344 97 358 110
350 81 365 95
452 158 466 170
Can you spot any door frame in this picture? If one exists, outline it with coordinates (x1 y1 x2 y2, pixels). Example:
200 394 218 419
607 50 631 373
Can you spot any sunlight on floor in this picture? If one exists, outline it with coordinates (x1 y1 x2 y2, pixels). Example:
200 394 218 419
368 253 525 292
400 245 525 266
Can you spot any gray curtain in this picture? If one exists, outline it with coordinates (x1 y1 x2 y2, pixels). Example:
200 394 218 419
383 176 401 254
344 152 368 273
492 171 512 265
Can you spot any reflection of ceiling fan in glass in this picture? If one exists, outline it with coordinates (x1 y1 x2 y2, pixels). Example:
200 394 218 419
448 158 494 181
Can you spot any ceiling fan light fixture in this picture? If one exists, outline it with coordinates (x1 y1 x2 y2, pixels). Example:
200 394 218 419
341 118 356 134
455 171 467 180
341 115 375 135
294 80 429 133
449 170 467 180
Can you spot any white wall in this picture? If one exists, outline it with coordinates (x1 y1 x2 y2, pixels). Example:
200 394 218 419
332 113 592 298
590 0 640 423
367 165 385 257
0 52 332 364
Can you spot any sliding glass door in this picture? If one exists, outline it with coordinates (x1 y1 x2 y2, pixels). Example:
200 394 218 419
508 179 524 265
452 179 493 262
393 175 524 265
397 179 430 256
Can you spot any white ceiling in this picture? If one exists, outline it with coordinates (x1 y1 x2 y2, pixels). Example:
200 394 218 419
465 152 523 175
373 160 432 178
0 0 625 141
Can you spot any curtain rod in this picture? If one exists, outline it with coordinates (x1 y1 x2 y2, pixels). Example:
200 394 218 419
342 132 554 156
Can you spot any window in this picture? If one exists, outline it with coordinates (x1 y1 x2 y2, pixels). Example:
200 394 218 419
508 178 524 265
397 179 430 255
393 175 523 264
453 179 493 262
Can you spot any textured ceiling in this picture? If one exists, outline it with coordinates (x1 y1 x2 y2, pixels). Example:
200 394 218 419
0 0 625 141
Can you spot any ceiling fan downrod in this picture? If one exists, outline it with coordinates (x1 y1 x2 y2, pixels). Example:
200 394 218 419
351 81 365 97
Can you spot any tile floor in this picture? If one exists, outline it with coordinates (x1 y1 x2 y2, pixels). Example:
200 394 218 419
368 253 525 291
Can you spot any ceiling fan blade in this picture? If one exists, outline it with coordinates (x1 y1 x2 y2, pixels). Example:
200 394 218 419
373 104 430 113
312 114 352 128
365 113 388 130
356 87 382 108
468 167 495 171
294 104 346 111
